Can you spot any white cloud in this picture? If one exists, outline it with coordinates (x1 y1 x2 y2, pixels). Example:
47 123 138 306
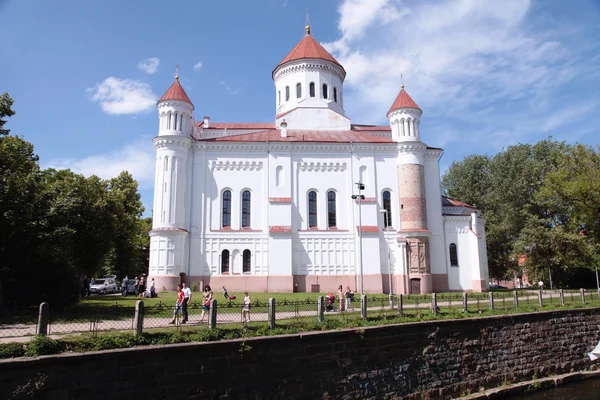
46 138 156 190
220 81 242 95
137 57 160 74
87 77 158 115
193 61 203 71
324 0 596 144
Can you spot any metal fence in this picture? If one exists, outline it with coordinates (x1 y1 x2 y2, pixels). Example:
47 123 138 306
2 289 600 339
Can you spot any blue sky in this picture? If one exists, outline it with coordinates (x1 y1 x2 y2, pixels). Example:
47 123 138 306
2 0 600 216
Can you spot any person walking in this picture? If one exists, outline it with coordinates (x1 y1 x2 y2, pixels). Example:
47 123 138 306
149 278 156 298
344 286 354 311
242 291 251 326
138 275 146 298
181 282 192 323
169 285 185 324
337 285 345 312
199 285 213 323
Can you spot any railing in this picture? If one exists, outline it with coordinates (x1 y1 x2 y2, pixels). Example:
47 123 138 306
2 289 600 339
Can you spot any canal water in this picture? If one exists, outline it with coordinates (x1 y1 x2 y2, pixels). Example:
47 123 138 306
507 378 600 399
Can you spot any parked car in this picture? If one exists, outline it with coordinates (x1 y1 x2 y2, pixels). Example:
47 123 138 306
489 284 508 290
90 278 118 295
122 279 138 296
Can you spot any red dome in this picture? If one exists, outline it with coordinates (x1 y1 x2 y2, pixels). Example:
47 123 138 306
274 30 345 76
158 79 193 106
387 87 421 115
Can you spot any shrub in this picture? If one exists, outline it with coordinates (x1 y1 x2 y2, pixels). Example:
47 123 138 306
25 336 64 357
0 342 25 358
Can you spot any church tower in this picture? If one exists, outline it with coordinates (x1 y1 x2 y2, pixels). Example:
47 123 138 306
272 25 350 130
149 70 194 290
388 85 433 294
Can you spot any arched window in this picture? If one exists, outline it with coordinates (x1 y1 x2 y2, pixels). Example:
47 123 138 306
221 249 230 273
173 112 178 130
285 86 290 101
308 191 317 228
327 191 336 228
222 190 232 228
243 250 251 273
383 191 392 227
296 83 302 98
309 82 315 97
333 87 338 103
164 156 169 171
322 84 328 99
449 243 458 266
167 112 172 129
242 190 251 228
278 91 281 105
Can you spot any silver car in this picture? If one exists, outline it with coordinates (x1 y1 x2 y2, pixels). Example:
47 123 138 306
90 278 118 295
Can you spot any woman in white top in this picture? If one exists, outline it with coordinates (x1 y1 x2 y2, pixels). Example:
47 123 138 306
242 291 251 326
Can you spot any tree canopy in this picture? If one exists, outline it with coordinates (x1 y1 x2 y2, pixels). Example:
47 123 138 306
0 93 150 308
443 138 600 287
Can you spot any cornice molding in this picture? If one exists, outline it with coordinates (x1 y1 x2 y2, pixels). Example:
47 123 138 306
193 141 398 154
273 61 345 83
211 160 264 171
397 142 427 154
153 136 193 150
298 161 347 172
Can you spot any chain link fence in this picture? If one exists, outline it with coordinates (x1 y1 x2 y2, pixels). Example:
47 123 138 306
3 289 600 339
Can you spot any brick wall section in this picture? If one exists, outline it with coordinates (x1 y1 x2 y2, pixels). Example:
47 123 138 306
1 309 599 400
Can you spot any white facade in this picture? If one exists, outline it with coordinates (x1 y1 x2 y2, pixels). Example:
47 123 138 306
148 29 489 294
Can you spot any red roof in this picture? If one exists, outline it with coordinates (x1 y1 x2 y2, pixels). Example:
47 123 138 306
274 31 344 75
203 129 393 143
158 80 193 106
198 122 276 130
387 87 421 115
442 196 478 209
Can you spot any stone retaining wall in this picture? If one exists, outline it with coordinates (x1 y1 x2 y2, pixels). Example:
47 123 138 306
1 308 599 399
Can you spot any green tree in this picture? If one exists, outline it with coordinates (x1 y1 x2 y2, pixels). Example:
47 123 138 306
0 93 16 136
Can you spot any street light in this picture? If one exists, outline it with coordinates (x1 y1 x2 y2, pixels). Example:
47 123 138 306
379 209 393 307
351 183 365 297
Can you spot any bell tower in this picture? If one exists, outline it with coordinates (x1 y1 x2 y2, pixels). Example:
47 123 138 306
388 84 432 294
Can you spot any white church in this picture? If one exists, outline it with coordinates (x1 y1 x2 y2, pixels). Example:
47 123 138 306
148 25 490 294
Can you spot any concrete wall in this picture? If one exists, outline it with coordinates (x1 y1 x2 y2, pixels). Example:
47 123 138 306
2 309 599 400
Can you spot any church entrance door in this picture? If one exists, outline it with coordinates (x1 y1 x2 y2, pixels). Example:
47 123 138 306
410 279 421 294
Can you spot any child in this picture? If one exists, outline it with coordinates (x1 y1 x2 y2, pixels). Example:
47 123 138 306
242 291 251 326
169 285 184 324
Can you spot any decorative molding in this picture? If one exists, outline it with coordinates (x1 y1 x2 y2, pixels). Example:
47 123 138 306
298 161 347 172
354 197 376 204
153 136 193 150
194 141 398 154
357 226 379 233
270 225 292 233
388 108 422 119
397 143 427 153
149 227 189 235
211 160 264 171
269 197 292 203
273 61 345 82
209 228 263 233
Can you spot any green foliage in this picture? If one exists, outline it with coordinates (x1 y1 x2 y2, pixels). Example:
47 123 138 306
24 336 64 357
442 137 599 285
0 342 25 358
0 92 16 136
0 93 148 308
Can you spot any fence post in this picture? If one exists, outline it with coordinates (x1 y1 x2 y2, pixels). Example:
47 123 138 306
580 288 586 304
462 292 468 313
559 289 564 306
489 292 494 310
361 295 367 319
133 300 144 336
431 293 438 315
398 294 403 316
268 298 276 329
317 296 324 323
209 299 217 329
513 291 519 308
37 302 49 336
538 290 543 307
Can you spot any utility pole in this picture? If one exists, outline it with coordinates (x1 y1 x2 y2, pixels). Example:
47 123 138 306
352 183 365 297
380 209 393 306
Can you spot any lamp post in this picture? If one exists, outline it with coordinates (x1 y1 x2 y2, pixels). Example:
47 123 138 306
351 183 365 297
379 209 393 306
